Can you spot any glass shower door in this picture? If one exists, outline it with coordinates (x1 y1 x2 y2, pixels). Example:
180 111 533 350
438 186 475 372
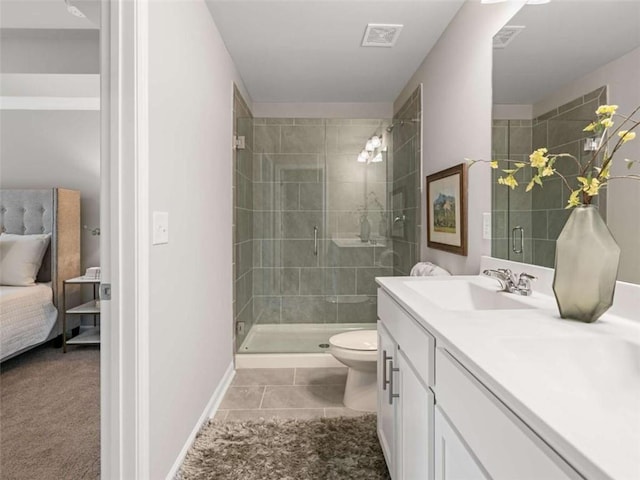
241 117 394 354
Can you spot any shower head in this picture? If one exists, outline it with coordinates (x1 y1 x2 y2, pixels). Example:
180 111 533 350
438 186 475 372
386 118 419 132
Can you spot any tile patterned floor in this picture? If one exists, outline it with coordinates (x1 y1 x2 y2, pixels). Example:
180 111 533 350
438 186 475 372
216 367 371 422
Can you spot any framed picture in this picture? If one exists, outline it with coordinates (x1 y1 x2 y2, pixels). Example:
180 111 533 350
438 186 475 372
426 163 468 256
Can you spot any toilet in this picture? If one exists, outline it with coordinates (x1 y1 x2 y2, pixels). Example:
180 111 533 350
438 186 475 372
329 329 378 412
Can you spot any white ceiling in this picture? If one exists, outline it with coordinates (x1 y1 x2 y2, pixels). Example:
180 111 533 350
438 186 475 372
206 0 465 103
0 0 99 29
493 1 640 105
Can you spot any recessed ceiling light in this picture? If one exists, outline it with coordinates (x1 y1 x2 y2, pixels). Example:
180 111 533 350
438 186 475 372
362 24 403 48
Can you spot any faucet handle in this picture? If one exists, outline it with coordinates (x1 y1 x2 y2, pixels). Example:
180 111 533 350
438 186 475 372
517 272 536 296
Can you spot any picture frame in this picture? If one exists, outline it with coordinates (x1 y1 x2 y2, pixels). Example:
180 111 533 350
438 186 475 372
426 163 468 256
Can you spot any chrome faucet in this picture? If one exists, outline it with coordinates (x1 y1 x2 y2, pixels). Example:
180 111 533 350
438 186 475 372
482 268 536 296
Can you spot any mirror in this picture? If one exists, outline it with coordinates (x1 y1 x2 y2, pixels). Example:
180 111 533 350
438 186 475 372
491 1 640 284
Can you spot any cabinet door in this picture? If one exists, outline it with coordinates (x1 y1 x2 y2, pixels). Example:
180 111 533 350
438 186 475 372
377 323 396 476
397 350 434 480
434 406 488 480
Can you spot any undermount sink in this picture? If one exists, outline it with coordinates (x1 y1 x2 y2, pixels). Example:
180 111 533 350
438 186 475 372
405 279 536 311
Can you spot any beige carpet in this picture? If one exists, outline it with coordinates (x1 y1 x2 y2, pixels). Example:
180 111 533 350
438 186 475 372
0 342 100 479
180 414 390 480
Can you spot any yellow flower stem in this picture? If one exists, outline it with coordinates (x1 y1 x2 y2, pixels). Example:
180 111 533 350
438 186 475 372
553 153 582 170
585 105 640 175
596 120 640 182
552 169 576 194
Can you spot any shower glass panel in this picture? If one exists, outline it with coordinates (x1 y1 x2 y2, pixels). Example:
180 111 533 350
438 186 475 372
491 87 606 267
491 119 533 264
237 118 394 354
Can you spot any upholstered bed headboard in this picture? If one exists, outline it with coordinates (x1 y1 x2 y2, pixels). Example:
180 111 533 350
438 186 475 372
0 189 81 315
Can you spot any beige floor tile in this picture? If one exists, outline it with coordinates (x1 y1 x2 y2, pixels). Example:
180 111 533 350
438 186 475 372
324 407 372 418
212 410 229 421
261 385 345 409
220 386 265 410
294 367 348 386
225 409 325 422
232 368 295 386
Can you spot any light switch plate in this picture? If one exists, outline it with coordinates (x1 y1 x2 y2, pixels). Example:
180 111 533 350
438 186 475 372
153 211 169 245
483 212 492 240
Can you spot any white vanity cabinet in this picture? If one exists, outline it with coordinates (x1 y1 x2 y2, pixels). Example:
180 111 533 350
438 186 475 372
377 287 582 480
435 348 579 480
377 289 435 480
434 406 489 480
377 323 396 472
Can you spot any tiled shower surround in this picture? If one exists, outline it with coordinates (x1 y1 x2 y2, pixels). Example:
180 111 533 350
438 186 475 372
391 87 421 275
251 117 394 328
233 89 422 352
492 87 606 267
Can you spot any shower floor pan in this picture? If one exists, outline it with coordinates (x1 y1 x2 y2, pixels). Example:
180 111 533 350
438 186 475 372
238 323 377 354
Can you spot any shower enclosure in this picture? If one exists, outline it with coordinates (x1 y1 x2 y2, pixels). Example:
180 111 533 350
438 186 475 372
491 87 607 267
233 86 421 355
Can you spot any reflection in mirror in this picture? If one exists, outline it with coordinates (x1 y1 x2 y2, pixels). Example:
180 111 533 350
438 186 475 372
491 1 640 284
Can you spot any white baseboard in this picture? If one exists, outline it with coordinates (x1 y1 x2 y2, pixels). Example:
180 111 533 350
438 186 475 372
166 362 235 480
235 353 343 369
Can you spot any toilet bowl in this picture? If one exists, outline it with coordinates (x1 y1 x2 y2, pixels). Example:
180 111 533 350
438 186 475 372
329 330 378 412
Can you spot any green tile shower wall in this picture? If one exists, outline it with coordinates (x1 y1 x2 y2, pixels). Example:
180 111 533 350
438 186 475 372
251 117 393 325
392 87 422 276
233 87 255 351
491 86 606 268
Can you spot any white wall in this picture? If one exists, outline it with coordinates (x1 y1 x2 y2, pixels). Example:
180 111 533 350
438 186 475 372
147 1 250 477
533 47 640 284
0 29 101 271
0 110 100 269
0 29 99 74
252 102 393 119
395 1 525 275
492 104 533 120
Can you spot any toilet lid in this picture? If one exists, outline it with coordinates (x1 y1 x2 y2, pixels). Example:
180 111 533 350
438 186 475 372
329 330 377 351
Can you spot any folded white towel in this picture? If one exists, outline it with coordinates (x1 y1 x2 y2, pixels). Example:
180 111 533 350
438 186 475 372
410 262 451 277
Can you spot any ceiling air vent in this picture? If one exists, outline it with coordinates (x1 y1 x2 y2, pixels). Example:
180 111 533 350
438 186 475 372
362 24 404 48
493 25 525 49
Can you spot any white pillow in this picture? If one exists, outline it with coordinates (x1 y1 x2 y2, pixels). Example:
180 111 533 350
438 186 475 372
0 233 51 286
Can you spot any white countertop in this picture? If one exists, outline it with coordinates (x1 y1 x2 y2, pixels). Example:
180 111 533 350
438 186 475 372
376 274 640 480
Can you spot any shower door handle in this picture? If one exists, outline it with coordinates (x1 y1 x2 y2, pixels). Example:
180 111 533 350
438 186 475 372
512 226 524 254
313 226 318 256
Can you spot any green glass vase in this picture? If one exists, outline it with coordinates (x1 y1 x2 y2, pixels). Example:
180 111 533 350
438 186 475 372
552 205 620 323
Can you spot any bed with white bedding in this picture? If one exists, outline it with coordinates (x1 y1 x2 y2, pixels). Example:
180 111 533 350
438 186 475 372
0 283 58 360
0 189 81 362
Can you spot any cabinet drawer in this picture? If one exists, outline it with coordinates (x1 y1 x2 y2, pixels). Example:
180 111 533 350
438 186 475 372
435 348 580 480
378 288 435 387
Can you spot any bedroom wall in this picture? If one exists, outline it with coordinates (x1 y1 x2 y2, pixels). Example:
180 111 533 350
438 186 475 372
0 111 100 269
0 29 99 74
0 28 100 271
394 1 525 275
147 1 251 477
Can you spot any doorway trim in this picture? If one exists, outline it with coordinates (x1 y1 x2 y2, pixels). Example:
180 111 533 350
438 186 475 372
101 0 150 478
